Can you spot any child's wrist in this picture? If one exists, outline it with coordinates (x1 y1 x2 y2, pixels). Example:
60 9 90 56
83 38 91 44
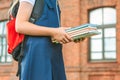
49 28 57 37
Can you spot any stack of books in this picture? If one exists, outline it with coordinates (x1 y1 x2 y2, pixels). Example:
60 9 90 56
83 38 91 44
65 24 100 40
52 24 100 43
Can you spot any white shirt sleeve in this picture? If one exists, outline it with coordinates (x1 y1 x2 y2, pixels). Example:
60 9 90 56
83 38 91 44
19 0 35 6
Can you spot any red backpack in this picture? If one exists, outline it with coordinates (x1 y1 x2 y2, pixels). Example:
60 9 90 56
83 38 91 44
6 0 44 77
7 15 24 55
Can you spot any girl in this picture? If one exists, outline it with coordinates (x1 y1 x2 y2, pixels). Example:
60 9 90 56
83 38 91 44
11 0 73 80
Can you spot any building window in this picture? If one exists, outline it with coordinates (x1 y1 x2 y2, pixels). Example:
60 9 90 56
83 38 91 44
0 21 12 63
89 7 116 61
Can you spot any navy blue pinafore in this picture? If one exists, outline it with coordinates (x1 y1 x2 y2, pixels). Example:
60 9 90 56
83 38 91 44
20 0 66 80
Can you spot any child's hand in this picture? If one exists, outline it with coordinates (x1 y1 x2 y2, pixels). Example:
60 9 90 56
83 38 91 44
51 27 73 44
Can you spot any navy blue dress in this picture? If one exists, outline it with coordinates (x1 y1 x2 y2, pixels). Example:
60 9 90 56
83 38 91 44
20 0 66 80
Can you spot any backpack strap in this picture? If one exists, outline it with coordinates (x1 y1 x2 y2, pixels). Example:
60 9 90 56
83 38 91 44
11 2 19 18
29 0 44 23
16 36 28 78
16 0 44 78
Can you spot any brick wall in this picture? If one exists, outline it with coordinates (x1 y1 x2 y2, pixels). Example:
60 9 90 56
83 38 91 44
0 61 19 80
0 0 120 80
0 0 11 21
60 0 120 80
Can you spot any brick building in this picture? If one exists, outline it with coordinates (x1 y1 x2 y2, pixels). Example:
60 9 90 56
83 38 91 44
0 0 120 80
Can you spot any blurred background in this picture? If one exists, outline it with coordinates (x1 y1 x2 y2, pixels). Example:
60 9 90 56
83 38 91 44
0 0 120 80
